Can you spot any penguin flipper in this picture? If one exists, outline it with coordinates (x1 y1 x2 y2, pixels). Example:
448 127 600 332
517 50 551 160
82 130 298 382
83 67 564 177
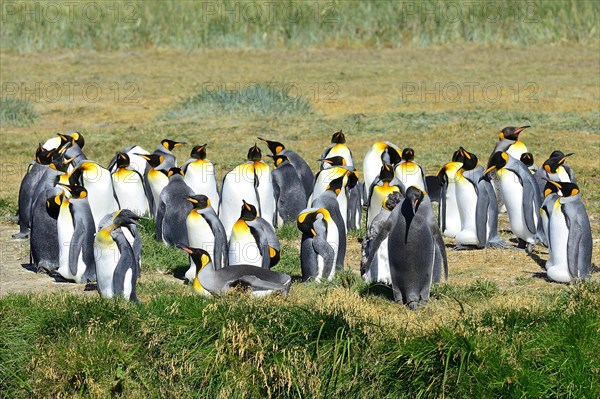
249 224 270 269
204 212 227 269
68 226 84 278
521 178 538 236
155 199 166 242
313 219 335 278
362 214 395 274
439 182 447 232
475 181 491 247
564 205 592 279
431 223 448 281
111 228 137 297
234 275 288 294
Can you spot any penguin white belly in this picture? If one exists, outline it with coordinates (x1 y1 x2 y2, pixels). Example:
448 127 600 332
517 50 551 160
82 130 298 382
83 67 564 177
219 170 258 238
557 168 571 182
184 161 220 207
56 203 75 277
228 222 262 267
327 145 354 167
442 181 461 237
546 201 571 283
186 213 216 281
112 170 149 216
506 141 527 160
368 185 398 227
148 170 169 216
499 169 535 243
326 221 340 276
316 254 325 282
84 171 118 229
94 239 118 298
42 136 62 150
365 237 391 284
123 268 133 300
125 146 150 174
455 178 479 245
337 192 348 233
363 150 383 198
395 163 425 191
255 163 275 226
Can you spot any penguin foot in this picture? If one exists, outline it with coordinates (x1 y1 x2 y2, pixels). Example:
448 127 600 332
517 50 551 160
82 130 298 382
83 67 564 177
407 301 419 311
453 244 479 251
12 232 29 239
487 240 510 249
525 243 535 254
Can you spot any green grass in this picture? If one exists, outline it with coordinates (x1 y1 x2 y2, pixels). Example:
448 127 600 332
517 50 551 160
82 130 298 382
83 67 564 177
161 83 314 120
1 1 598 52
0 98 38 127
1 281 598 398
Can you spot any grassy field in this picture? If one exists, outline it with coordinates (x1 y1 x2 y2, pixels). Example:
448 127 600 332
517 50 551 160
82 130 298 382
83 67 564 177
1 1 599 396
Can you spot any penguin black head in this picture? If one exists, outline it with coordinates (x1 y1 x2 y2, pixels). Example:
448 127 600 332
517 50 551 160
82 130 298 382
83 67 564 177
499 125 530 140
520 152 535 167
543 153 573 174
382 146 402 166
346 170 359 189
113 209 143 226
177 245 212 271
297 209 319 236
379 162 395 182
258 137 285 155
46 192 64 220
405 186 425 214
459 147 478 171
451 148 464 162
161 139 186 151
326 175 345 196
319 156 346 167
58 183 88 199
190 144 207 160
247 144 262 161
546 181 580 198
49 154 74 173
35 145 55 165
401 148 415 162
485 151 509 175
167 167 184 178
115 152 130 169
268 154 289 167
137 153 164 168
331 130 345 144
186 194 211 209
543 180 561 198
240 200 258 221
57 132 84 149
383 191 404 211
549 150 565 159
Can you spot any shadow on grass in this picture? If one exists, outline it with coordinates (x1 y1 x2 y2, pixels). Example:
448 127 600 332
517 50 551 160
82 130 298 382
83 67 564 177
359 282 394 301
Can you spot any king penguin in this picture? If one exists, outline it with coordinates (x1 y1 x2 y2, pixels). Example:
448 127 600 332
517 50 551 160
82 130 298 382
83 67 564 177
361 191 404 284
51 183 96 283
156 167 194 246
533 152 575 195
362 141 402 200
177 246 291 297
111 152 150 216
152 139 186 169
269 154 307 226
258 137 314 199
485 151 542 251
366 162 402 227
228 201 280 269
320 130 354 169
544 182 592 283
436 149 463 238
540 180 561 247
520 152 538 174
136 153 169 218
185 194 228 282
108 145 150 175
387 186 448 309
394 148 427 192
181 144 220 208
297 207 341 282
94 209 142 301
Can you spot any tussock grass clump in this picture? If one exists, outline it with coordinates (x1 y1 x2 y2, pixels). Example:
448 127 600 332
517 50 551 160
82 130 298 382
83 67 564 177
0 99 38 127
162 83 314 120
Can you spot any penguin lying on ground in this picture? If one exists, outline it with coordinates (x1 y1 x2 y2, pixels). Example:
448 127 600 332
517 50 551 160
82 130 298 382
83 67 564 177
178 245 291 297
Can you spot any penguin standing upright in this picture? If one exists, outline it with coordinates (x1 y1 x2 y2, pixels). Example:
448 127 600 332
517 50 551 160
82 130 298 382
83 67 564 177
178 246 291 297
155 168 194 246
387 187 448 309
136 153 169 218
320 130 354 169
310 175 347 269
361 191 404 284
181 144 220 208
111 152 150 216
394 148 427 192
540 180 561 247
533 152 575 194
548 150 577 182
436 149 463 238
297 207 341 282
454 148 505 249
485 151 542 250
520 152 538 174
57 132 87 167
366 162 402 227
108 145 150 175
258 137 314 199
152 139 186 169
249 144 276 226
72 161 119 230
185 194 228 282
94 210 142 301
269 154 307 226
51 183 96 283
228 201 280 269
362 141 401 200
544 182 592 283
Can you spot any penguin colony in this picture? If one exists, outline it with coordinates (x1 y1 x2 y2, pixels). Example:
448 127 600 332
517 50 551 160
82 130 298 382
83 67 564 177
16 127 593 308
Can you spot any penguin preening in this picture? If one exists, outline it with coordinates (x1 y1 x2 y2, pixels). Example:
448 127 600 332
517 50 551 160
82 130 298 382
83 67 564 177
153 139 186 170
228 200 280 269
181 144 220 209
363 141 401 200
258 137 314 199
383 187 448 309
394 148 427 192
269 154 307 226
534 152 575 195
297 207 341 282
320 130 354 169
485 151 542 251
366 162 402 227
185 194 228 282
94 209 142 302
178 245 291 297
520 152 538 174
